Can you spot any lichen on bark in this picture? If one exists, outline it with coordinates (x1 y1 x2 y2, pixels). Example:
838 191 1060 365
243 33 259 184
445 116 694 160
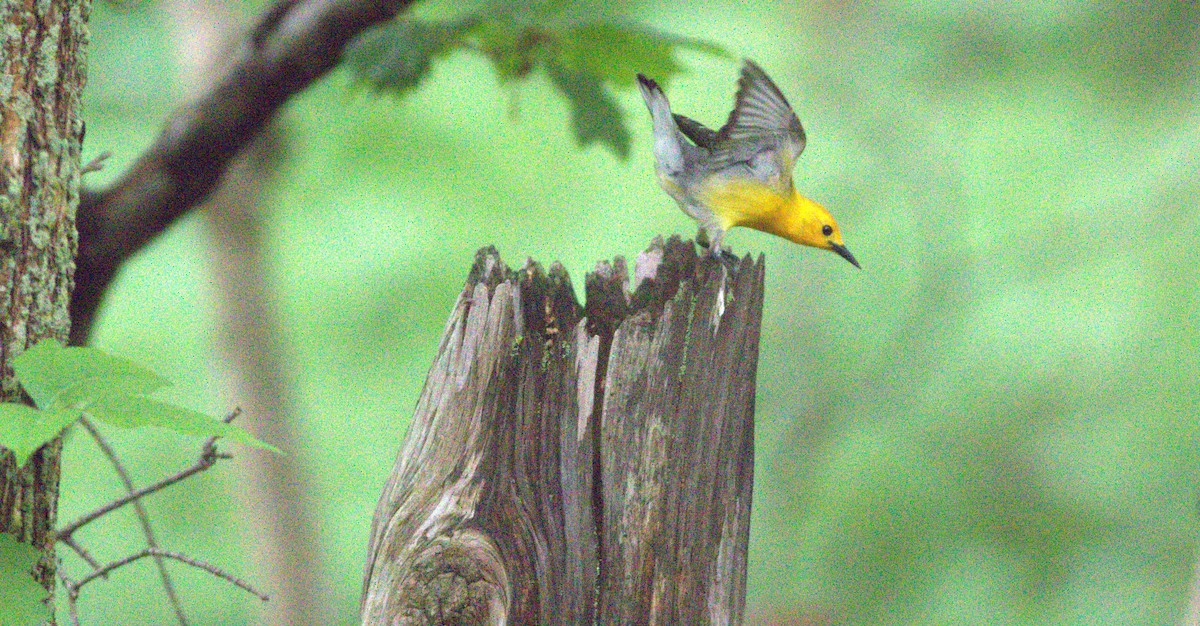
0 0 89 610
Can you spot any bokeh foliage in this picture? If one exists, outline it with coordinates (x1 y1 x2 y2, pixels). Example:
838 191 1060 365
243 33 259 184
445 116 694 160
345 13 729 157
0 535 49 625
61 0 1200 624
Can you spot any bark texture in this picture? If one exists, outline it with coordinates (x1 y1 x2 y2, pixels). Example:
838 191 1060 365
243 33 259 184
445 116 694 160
362 237 764 625
0 0 89 604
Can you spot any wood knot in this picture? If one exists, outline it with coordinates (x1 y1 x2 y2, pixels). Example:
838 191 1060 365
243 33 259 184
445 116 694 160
394 529 510 626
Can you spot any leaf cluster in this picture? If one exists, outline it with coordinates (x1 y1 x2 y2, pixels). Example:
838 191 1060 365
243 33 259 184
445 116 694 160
0 342 274 620
0 340 275 468
344 14 730 158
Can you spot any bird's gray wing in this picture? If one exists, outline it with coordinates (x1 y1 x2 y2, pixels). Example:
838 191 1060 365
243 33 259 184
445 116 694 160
708 60 807 191
673 114 719 150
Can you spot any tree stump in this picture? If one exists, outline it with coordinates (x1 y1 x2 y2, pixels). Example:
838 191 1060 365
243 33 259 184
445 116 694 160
361 236 765 625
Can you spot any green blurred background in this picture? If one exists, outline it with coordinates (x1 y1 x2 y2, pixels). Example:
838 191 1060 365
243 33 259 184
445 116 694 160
62 0 1200 623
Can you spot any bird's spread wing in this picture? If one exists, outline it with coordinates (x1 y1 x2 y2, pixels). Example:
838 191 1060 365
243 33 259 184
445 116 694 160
709 60 807 189
673 114 719 150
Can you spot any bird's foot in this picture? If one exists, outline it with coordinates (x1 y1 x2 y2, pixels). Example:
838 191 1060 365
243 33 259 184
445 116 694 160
704 243 738 262
696 228 736 262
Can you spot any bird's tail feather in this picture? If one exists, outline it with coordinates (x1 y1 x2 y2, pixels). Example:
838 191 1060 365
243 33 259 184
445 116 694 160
637 74 674 130
637 74 686 174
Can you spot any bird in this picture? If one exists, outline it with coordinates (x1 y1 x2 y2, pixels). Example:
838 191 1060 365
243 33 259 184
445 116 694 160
636 60 859 268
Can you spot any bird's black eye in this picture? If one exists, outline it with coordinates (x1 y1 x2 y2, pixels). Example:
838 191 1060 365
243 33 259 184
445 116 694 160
822 224 833 236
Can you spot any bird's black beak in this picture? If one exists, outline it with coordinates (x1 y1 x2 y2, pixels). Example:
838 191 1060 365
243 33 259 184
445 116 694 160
830 243 860 269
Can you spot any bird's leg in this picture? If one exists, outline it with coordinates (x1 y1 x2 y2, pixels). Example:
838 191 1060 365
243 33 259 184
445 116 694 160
710 231 740 263
705 224 727 259
696 223 737 262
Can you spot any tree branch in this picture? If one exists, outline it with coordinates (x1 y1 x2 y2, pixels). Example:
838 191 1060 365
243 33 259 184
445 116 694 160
70 0 418 345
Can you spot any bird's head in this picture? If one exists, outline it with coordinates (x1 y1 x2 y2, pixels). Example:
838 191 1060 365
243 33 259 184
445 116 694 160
786 194 860 268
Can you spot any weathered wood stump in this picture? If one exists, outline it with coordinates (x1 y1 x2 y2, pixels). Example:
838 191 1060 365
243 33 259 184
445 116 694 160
361 236 765 625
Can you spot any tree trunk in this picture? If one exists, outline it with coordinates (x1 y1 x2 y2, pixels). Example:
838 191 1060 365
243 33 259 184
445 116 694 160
164 0 324 620
0 0 89 610
361 236 764 625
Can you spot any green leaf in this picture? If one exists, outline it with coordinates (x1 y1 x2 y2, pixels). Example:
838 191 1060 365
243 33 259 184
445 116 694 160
9 340 276 454
541 22 729 156
0 535 51 626
469 19 541 82
341 14 729 160
553 22 733 88
0 404 79 467
345 17 478 94
545 62 630 158
86 395 280 453
13 340 167 412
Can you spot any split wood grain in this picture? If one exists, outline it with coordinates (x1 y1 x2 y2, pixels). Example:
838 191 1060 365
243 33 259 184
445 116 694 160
362 236 765 625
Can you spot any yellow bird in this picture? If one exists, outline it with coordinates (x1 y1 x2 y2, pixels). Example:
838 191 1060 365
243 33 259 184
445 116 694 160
637 60 859 268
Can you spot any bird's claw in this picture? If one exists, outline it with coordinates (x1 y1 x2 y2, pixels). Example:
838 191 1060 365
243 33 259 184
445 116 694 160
696 229 736 263
705 246 738 265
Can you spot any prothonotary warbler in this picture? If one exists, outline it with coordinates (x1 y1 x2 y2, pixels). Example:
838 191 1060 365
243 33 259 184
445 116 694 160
637 60 859 268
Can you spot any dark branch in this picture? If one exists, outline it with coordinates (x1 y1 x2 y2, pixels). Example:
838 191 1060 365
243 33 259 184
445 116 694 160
70 0 418 345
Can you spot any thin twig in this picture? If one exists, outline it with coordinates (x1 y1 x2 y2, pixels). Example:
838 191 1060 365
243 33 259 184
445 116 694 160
56 409 240 539
55 410 259 622
57 565 82 626
55 443 223 536
79 416 188 626
58 534 103 572
79 150 112 175
74 548 270 602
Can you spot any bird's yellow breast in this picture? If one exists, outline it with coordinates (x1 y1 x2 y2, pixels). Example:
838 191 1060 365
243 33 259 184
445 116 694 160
700 178 791 232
